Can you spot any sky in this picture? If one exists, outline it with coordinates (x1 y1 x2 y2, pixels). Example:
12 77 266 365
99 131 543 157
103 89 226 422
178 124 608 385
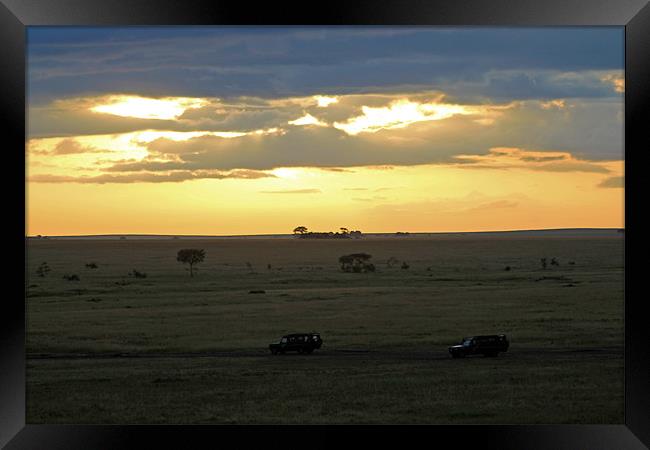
26 27 624 236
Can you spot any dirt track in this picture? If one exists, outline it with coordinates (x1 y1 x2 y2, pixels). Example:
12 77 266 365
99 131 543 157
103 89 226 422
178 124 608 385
26 346 622 361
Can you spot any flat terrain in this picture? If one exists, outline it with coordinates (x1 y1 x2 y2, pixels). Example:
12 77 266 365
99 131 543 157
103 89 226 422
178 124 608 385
25 234 624 424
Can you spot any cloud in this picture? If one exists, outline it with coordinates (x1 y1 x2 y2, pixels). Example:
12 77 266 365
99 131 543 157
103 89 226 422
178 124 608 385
288 113 327 127
28 169 274 184
332 98 474 135
598 175 624 188
314 95 339 107
601 74 625 93
540 99 566 110
27 28 623 107
468 200 519 211
29 89 623 161
520 155 567 162
317 167 354 173
34 138 110 155
90 95 209 120
446 69 624 103
530 162 610 173
365 191 529 218
374 187 397 191
259 188 322 194
454 147 612 173
126 118 617 175
352 196 388 202
27 89 623 183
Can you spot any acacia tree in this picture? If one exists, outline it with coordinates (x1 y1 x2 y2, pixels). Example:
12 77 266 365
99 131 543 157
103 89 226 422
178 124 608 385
177 249 205 277
293 226 308 235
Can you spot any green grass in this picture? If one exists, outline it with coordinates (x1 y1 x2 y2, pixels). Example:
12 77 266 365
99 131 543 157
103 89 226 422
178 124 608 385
25 236 624 423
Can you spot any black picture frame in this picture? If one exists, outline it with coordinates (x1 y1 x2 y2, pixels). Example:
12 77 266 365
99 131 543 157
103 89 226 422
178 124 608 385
3 0 648 448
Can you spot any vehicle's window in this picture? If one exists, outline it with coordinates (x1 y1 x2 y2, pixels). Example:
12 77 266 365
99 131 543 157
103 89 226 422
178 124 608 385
281 338 287 343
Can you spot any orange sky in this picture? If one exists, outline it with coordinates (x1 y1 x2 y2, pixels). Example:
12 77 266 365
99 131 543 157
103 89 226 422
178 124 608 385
27 122 624 235
26 28 624 236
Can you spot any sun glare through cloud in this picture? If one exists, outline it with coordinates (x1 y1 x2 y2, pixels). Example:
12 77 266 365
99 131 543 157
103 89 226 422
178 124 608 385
288 113 328 127
314 95 339 107
333 99 474 135
90 95 209 120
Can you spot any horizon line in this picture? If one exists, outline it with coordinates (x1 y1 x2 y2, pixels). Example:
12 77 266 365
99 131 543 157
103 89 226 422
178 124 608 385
26 227 624 239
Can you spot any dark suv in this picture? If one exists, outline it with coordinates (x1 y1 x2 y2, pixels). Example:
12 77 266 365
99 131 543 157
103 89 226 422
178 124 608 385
269 333 322 355
448 334 509 358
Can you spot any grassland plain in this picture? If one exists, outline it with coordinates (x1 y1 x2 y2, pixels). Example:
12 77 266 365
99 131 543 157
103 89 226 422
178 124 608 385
25 234 624 424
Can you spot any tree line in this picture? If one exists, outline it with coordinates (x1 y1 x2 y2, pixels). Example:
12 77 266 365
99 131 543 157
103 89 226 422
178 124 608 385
292 226 362 239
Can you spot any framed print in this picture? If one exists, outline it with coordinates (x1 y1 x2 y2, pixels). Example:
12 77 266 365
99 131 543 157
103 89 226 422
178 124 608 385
2 0 649 448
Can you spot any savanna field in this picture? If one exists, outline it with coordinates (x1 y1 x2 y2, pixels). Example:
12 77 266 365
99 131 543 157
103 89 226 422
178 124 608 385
25 234 624 424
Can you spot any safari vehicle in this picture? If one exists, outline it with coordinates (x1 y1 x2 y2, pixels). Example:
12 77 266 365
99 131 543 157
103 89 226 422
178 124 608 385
269 333 322 355
448 334 509 358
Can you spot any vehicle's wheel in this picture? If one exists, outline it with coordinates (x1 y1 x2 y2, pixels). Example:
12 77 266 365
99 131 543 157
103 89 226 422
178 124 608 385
305 348 313 354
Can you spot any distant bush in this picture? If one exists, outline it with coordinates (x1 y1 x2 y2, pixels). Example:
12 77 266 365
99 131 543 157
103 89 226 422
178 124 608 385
386 257 399 268
550 257 560 266
85 262 98 269
129 269 147 279
245 262 254 273
568 261 576 265
36 262 51 278
267 263 272 270
63 274 80 281
540 258 548 269
339 253 375 273
401 262 410 270
504 266 511 271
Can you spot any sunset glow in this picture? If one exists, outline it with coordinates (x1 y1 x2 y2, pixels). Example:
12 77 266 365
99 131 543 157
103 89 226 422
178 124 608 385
90 95 209 120
26 27 624 236
314 95 339 107
288 113 327 127
333 99 474 135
